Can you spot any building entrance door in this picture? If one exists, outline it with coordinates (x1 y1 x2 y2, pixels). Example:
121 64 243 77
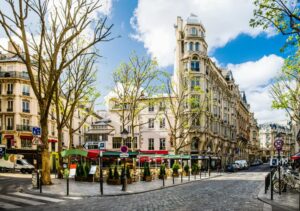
6 139 11 149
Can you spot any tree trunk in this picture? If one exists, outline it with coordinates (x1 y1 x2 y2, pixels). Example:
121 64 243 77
57 128 64 179
40 118 52 185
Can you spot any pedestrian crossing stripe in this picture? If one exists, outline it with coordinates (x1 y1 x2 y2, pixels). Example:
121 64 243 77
0 194 45 206
10 192 65 203
0 201 21 209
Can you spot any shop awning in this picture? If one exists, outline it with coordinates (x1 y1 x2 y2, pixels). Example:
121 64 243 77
291 152 300 160
20 135 33 139
48 139 58 143
87 149 105 158
102 151 139 157
4 135 14 139
139 150 168 155
165 154 191 159
61 149 88 157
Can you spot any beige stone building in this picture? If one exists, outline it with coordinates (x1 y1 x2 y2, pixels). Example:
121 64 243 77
0 42 98 170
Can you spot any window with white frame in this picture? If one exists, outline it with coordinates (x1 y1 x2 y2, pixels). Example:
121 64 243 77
7 83 13 94
148 138 154 150
22 100 30 112
148 102 154 112
22 85 30 96
190 27 197 35
159 138 166 150
195 42 200 51
189 42 193 51
160 118 165 128
148 118 154 128
7 100 13 111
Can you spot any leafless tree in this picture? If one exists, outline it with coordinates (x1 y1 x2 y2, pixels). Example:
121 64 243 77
0 0 113 184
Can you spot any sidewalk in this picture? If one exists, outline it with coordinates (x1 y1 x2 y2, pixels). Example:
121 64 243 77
27 172 224 197
257 184 299 211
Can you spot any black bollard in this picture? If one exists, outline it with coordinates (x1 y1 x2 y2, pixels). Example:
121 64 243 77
172 174 175 184
200 170 201 179
39 172 42 193
181 172 183 183
270 169 273 200
163 175 165 187
100 168 103 195
67 177 69 196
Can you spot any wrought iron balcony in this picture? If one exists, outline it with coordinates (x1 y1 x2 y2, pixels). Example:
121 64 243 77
16 125 33 131
22 92 30 96
6 125 14 130
22 109 30 113
7 108 13 112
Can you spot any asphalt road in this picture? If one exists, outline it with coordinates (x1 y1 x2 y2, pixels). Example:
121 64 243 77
3 164 270 211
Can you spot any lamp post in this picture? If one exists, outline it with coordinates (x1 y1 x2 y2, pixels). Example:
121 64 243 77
121 129 129 191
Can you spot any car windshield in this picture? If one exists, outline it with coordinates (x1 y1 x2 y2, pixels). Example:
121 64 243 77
21 159 29 165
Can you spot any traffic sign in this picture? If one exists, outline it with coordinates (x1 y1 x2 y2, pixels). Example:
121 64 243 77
274 137 284 151
120 145 128 153
32 137 43 145
32 127 41 136
98 142 106 150
120 153 129 158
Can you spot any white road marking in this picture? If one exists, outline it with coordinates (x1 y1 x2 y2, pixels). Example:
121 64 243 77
10 192 65 203
0 201 21 209
263 203 272 211
0 194 45 206
62 196 83 200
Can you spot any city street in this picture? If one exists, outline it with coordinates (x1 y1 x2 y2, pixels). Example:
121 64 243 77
0 164 274 211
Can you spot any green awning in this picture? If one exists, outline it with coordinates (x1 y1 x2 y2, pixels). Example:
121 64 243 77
61 149 88 157
102 151 139 157
165 155 191 159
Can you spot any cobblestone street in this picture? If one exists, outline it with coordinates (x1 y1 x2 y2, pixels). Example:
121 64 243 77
21 165 269 211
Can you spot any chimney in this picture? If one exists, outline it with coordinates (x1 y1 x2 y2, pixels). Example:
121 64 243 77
8 41 21 57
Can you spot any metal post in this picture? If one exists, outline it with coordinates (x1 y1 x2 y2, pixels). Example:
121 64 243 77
208 156 211 177
99 156 103 195
67 177 69 196
278 150 281 195
181 159 183 183
200 169 201 179
162 172 165 187
39 171 42 193
172 173 175 184
121 158 127 191
270 169 273 200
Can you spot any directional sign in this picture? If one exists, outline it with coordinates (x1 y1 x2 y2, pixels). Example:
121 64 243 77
120 153 129 158
0 146 6 158
274 137 284 151
98 142 106 150
32 127 41 136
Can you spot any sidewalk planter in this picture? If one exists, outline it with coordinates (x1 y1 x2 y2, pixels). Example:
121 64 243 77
143 175 152 182
143 163 152 182
172 163 180 177
158 175 167 179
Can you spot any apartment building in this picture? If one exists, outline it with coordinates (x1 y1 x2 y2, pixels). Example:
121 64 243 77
84 15 260 167
259 123 295 161
0 42 98 169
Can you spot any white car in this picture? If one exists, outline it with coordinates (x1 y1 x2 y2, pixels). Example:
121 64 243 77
235 160 249 170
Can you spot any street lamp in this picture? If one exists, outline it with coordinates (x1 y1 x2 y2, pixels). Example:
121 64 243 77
121 128 129 191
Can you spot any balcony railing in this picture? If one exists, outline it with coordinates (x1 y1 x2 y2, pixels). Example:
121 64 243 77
6 126 14 130
7 90 13 95
7 108 13 112
22 92 30 96
0 71 32 80
22 109 30 113
16 125 33 131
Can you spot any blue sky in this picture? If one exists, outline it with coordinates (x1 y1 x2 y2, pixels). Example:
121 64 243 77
96 0 288 124
0 0 291 124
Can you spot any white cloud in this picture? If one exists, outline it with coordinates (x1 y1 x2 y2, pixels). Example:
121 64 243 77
130 0 270 67
227 55 287 124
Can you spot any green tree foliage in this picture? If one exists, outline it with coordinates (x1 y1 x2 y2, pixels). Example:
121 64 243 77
271 51 300 123
250 0 300 48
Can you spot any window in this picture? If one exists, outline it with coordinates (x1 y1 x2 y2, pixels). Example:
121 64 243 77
195 42 200 51
7 100 13 112
22 100 30 113
148 138 154 150
148 102 154 112
189 42 193 51
191 137 199 150
160 118 165 129
159 101 165 111
7 83 13 94
159 138 166 150
190 27 197 35
51 124 55 136
191 95 200 108
22 118 30 130
0 83 2 94
112 137 122 149
191 77 200 90
148 118 154 128
22 85 30 96
192 117 200 126
191 61 200 71
6 116 13 130
184 42 188 52
124 138 131 148
21 138 32 148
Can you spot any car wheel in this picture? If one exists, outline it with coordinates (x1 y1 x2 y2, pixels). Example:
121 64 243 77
21 169 26 174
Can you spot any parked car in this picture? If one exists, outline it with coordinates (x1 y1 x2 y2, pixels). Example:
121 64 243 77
0 153 34 174
233 163 241 170
225 164 237 172
235 160 249 170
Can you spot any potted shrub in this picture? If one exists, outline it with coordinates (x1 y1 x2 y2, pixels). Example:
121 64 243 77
184 164 190 176
143 163 152 182
172 163 180 177
159 164 167 179
75 163 85 181
126 166 132 184
192 164 199 175
107 166 121 185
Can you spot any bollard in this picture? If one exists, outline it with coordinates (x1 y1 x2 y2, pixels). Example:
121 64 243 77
270 169 273 200
194 173 196 180
181 172 183 183
39 172 42 194
67 177 69 196
37 171 40 189
188 172 190 181
100 168 103 196
200 170 201 179
163 175 165 187
172 174 175 184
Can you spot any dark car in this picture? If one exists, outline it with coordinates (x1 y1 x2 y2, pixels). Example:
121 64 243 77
225 164 237 172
